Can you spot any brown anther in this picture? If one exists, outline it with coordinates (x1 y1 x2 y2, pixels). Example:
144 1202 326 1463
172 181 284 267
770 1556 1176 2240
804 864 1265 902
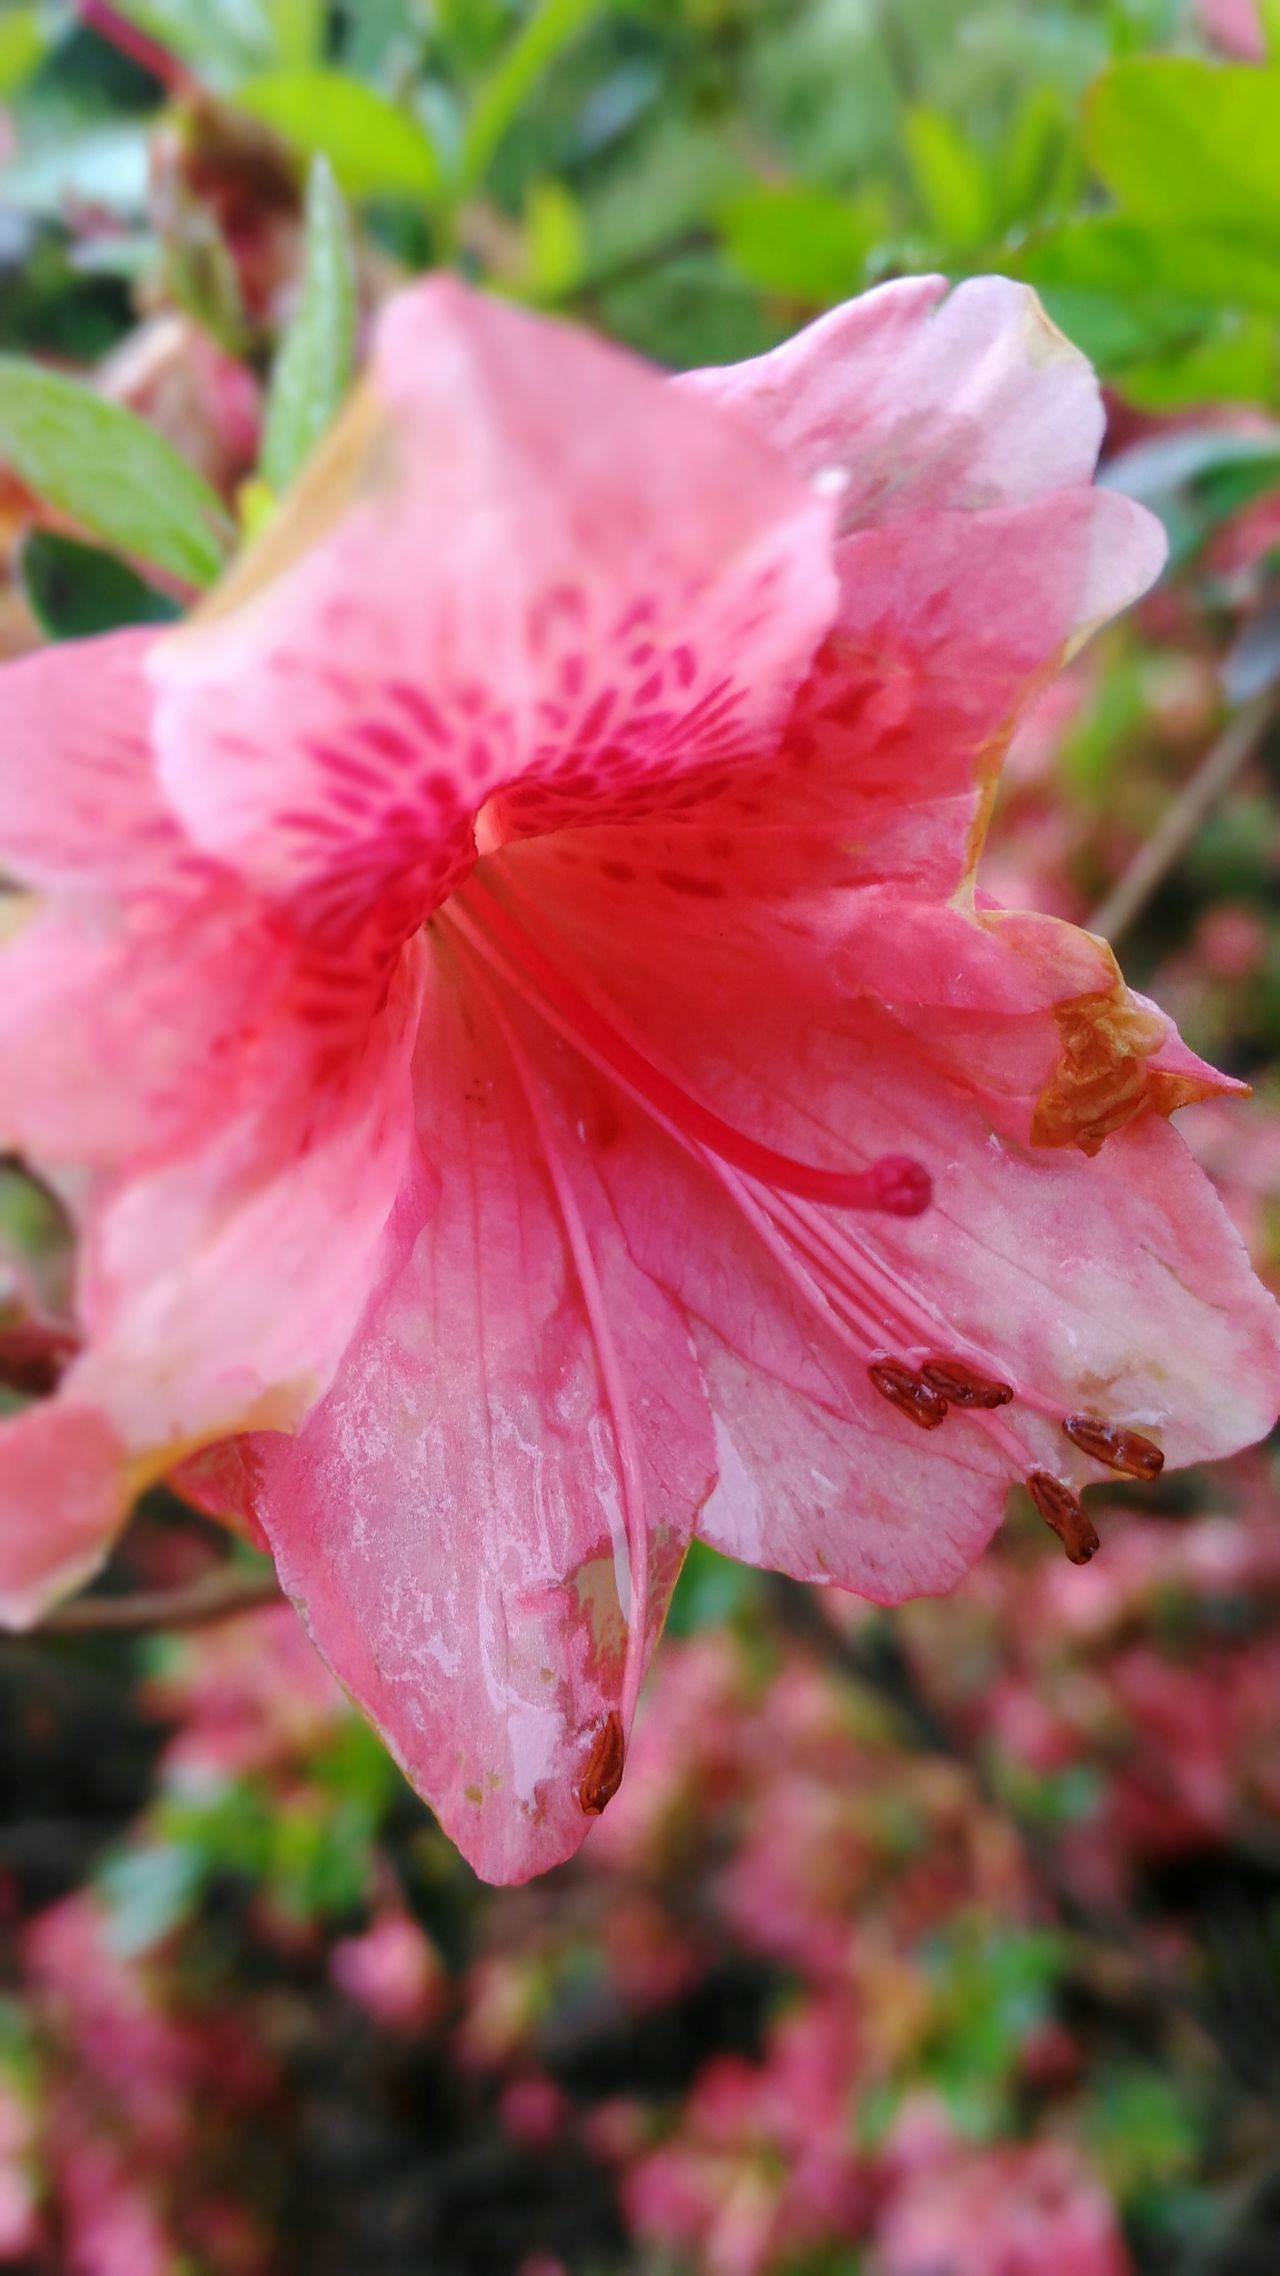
1027 1470 1100 1565
578 1710 626 1816
1061 1414 1164 1481
868 1361 948 1431
920 1358 1015 1409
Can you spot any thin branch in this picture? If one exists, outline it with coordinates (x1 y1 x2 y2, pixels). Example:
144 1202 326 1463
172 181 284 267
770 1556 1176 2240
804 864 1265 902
1088 694 1272 945
26 1564 282 1638
77 1 194 97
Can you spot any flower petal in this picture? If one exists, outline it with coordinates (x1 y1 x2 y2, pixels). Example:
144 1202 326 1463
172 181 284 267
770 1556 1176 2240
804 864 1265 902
500 483 1165 930
0 886 292 1166
683 274 1109 524
68 949 426 1464
0 629 182 891
148 278 836 933
245 950 715 1884
473 853 1278 1589
0 1399 127 1627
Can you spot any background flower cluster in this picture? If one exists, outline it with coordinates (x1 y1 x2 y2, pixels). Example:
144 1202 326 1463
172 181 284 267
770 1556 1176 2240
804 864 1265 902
2 1 1280 2270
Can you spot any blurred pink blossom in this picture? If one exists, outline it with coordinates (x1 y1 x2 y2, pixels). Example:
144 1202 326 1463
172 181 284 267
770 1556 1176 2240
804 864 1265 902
874 2141 1132 2276
329 1908 446 2032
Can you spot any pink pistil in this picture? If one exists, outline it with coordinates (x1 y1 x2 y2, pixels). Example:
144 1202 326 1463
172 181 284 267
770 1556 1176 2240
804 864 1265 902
449 878 931 1217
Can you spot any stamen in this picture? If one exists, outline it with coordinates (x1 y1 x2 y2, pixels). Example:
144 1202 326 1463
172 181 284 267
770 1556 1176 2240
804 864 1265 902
920 1358 1015 1409
868 1361 949 1432
447 937 652 1732
579 1709 626 1816
450 881 930 1216
1062 1414 1164 1481
1027 1471 1099 1565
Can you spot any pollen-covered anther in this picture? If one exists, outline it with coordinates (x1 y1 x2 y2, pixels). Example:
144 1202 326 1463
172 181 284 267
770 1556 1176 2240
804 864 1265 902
920 1357 1015 1409
868 1360 949 1432
1061 1413 1165 1481
1027 1470 1099 1565
578 1708 626 1816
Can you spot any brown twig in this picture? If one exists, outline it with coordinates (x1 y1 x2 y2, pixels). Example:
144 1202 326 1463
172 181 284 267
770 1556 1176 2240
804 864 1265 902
1088 693 1273 945
26 1564 282 1637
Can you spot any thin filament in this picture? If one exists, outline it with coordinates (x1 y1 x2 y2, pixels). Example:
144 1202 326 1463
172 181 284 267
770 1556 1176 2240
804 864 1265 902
450 936 651 1728
453 879 928 1215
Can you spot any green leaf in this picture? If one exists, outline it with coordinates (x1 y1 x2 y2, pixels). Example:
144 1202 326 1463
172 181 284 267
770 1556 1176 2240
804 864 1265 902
718 183 874 302
261 156 358 495
20 530 182 642
114 0 276 78
461 0 607 192
0 359 233 587
666 1540 759 1637
903 105 995 249
1019 214 1280 317
523 179 587 300
0 6 45 95
1118 320 1279 415
98 1842 205 1957
234 68 444 202
265 0 325 67
1084 60 1280 229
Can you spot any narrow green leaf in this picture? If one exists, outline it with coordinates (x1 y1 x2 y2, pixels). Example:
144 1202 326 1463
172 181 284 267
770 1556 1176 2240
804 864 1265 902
522 179 587 300
903 106 995 250
0 6 45 96
235 68 444 202
461 0 606 192
262 157 358 495
266 0 325 67
0 360 233 588
20 531 182 643
718 183 872 302
1084 60 1280 228
114 0 276 79
1019 215 1280 318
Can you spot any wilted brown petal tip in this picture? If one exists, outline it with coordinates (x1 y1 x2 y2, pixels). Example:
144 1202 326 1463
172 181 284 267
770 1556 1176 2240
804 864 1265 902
868 1360 949 1431
1062 1413 1164 1481
578 1709 626 1816
1027 1469 1100 1565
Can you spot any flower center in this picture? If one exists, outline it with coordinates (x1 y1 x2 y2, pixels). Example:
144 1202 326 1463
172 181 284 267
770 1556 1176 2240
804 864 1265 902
438 873 1164 1564
443 875 931 1218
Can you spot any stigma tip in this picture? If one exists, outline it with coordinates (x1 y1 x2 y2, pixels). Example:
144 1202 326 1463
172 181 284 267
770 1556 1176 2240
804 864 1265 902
862 1155 932 1218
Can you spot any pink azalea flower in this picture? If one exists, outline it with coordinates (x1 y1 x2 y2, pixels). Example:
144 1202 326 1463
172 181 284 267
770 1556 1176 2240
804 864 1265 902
875 2141 1132 2276
1198 0 1264 57
1 274 1277 1883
